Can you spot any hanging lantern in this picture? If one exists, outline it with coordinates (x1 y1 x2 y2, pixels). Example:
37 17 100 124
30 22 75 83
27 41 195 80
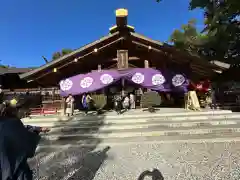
94 48 98 53
53 68 57 73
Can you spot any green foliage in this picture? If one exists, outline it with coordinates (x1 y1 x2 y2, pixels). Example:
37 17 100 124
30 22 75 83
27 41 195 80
169 19 207 53
141 91 161 108
52 52 61 60
61 49 74 56
165 0 240 64
189 0 240 64
0 65 9 68
51 48 74 61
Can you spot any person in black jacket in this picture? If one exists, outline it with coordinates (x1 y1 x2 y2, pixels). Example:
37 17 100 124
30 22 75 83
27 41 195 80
0 101 49 180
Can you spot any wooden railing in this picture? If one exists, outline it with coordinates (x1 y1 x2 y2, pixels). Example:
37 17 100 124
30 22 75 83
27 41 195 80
2 87 62 106
2 87 60 95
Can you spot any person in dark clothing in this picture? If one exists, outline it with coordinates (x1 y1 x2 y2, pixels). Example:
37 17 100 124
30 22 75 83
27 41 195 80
113 93 122 114
81 93 92 115
0 101 49 180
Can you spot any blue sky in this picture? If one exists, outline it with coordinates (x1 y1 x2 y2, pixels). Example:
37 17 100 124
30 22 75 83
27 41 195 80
0 0 204 67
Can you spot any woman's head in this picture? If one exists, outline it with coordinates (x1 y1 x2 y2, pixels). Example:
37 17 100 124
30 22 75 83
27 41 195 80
0 101 18 118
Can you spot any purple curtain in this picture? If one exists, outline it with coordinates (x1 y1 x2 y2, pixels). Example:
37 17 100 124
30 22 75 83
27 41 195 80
59 68 188 96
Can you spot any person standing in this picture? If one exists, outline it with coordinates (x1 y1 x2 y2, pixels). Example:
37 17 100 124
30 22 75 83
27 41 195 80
113 92 122 114
81 93 92 115
122 95 130 111
65 94 75 116
0 101 44 180
129 93 135 109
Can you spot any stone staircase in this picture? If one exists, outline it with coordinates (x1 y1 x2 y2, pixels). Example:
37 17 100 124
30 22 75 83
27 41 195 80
21 108 240 148
24 108 240 180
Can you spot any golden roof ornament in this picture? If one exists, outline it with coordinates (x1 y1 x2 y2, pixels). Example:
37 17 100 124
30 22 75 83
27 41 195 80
115 8 128 17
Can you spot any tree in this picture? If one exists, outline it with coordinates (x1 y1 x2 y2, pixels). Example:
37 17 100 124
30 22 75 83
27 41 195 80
161 0 240 64
52 52 61 61
169 19 211 59
189 0 240 65
51 48 74 61
169 19 203 51
61 49 74 56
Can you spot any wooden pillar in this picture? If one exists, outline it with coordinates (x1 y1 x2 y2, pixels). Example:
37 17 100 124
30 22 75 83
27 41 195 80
98 64 101 72
144 60 150 92
144 60 149 68
121 79 125 96
61 97 66 115
117 50 128 96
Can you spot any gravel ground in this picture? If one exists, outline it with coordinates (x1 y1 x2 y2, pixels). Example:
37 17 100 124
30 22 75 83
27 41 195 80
29 141 240 180
93 142 240 180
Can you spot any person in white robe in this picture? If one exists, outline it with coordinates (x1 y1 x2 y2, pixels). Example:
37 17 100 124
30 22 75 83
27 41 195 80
65 94 75 116
129 93 135 109
122 96 130 111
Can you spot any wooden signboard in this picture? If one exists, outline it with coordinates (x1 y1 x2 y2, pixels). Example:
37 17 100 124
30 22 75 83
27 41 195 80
117 50 128 69
186 91 201 111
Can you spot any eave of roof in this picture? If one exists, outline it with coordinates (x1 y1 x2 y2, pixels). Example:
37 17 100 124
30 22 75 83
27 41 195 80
19 32 120 79
0 67 35 75
20 30 220 81
131 32 220 71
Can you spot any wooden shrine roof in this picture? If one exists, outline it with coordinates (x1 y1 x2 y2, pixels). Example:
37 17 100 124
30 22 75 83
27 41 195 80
19 29 222 82
20 31 121 80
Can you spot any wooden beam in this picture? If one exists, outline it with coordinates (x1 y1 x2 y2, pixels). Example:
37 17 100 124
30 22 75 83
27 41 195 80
112 56 140 61
131 32 219 71
131 40 165 55
106 63 118 69
132 40 216 77
33 37 124 81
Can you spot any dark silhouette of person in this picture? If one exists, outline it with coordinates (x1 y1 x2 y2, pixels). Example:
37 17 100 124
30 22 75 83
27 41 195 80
0 101 47 180
137 169 164 180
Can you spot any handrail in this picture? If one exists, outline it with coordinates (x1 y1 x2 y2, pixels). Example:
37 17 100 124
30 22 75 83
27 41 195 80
2 87 60 94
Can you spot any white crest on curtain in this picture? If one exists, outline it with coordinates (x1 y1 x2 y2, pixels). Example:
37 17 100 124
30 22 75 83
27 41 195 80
60 79 73 91
80 77 94 88
132 72 144 84
172 74 185 86
152 74 165 85
100 74 114 84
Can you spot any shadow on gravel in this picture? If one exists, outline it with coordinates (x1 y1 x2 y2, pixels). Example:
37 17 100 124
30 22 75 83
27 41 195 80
28 113 112 180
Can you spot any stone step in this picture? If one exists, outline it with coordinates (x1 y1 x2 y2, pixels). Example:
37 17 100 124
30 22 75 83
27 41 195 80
40 125 240 143
22 113 240 128
47 119 240 135
22 109 232 125
37 130 240 148
47 118 240 128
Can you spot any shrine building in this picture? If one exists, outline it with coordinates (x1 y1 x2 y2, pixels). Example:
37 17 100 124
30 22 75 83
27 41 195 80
16 9 222 109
